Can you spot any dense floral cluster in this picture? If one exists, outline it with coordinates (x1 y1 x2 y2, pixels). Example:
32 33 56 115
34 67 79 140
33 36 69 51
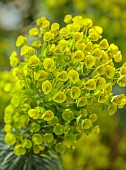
43 0 126 58
4 15 126 156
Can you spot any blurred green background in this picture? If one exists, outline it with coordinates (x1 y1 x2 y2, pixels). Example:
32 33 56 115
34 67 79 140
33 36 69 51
0 0 126 169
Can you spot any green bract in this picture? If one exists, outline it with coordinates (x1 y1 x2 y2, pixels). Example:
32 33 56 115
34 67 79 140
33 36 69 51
62 109 74 121
4 14 126 156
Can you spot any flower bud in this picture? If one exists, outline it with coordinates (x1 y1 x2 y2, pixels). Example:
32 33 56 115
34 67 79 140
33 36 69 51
64 14 73 24
51 23 60 31
36 16 46 26
16 35 28 47
41 19 50 29
29 27 39 37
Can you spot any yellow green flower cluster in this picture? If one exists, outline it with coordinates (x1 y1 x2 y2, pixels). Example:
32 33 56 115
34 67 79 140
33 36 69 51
43 0 126 58
4 15 126 156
